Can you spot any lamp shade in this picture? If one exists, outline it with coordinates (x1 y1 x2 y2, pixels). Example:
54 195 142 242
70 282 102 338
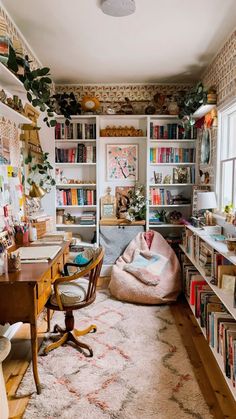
29 182 46 198
197 192 217 211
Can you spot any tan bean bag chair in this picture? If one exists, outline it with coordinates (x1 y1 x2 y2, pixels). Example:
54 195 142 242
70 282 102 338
109 231 181 304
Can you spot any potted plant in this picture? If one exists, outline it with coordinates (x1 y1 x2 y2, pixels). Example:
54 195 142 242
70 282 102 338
178 82 207 133
126 185 146 221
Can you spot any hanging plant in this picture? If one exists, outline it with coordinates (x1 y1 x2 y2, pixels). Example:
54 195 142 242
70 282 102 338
25 152 55 192
178 82 207 127
51 93 81 122
7 47 81 127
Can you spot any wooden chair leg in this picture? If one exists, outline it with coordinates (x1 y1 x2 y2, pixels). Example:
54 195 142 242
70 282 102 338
74 324 97 337
46 308 51 332
44 332 69 355
68 331 93 357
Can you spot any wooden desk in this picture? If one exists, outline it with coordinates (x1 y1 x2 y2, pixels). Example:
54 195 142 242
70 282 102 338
0 241 70 394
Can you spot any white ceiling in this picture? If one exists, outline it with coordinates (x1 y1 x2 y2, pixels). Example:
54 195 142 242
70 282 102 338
2 0 236 84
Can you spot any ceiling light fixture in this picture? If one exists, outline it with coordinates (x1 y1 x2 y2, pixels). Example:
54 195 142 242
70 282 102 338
101 0 136 17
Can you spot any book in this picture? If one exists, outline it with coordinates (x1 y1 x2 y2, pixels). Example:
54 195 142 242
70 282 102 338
221 274 236 292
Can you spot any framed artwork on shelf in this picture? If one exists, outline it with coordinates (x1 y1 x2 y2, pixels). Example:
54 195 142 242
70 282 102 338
100 187 117 220
115 186 133 219
106 144 138 181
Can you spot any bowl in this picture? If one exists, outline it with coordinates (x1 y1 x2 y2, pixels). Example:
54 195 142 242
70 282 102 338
225 238 236 252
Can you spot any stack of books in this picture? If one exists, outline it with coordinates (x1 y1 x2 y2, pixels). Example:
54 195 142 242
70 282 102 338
80 211 96 225
55 144 96 163
56 188 96 206
55 122 96 140
150 147 195 163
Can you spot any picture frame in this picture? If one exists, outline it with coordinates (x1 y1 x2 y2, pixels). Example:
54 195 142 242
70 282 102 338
200 128 211 165
106 144 138 181
102 203 116 219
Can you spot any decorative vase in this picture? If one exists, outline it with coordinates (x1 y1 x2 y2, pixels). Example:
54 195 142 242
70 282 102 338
168 97 179 115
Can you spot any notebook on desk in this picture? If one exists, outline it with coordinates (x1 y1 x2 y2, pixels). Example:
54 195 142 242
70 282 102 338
18 246 61 261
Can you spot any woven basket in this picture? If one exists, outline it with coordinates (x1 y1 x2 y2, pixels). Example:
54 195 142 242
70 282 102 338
31 221 46 238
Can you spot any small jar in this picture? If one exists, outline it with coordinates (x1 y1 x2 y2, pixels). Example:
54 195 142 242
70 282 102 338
29 225 37 242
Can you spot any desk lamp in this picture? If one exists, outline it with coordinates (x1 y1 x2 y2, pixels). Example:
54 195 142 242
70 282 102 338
197 191 217 226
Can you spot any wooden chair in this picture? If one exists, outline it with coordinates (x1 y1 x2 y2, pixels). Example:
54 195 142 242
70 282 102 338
44 247 104 357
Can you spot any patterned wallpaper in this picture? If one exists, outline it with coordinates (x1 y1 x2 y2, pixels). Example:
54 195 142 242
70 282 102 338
202 30 236 107
55 83 192 114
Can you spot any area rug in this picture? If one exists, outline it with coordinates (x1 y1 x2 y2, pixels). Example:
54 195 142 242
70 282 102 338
18 290 213 419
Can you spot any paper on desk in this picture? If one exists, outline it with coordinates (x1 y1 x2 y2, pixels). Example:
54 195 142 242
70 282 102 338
18 246 61 260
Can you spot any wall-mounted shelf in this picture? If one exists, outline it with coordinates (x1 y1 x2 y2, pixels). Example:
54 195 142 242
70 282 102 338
0 62 25 96
149 183 193 187
0 101 32 125
56 224 96 228
55 162 96 167
149 204 191 208
192 104 216 119
56 183 96 188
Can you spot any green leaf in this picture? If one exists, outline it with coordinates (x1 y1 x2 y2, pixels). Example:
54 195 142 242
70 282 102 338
27 92 32 102
39 67 50 76
50 119 57 127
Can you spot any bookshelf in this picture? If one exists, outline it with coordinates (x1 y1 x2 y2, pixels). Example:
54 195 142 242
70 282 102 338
52 114 200 245
180 225 236 400
54 115 99 243
147 116 197 232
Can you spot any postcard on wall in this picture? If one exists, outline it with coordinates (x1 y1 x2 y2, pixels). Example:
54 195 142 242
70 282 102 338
106 144 138 181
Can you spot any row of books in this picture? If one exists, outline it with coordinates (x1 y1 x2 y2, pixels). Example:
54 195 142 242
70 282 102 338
55 145 96 163
184 230 236 289
150 123 197 140
150 147 195 163
183 257 236 387
55 122 96 140
56 188 96 206
150 188 191 205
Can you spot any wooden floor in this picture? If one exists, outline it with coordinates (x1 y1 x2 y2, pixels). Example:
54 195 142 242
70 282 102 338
3 293 236 419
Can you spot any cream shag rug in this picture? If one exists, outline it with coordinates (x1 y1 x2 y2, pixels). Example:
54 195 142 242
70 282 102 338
19 291 213 419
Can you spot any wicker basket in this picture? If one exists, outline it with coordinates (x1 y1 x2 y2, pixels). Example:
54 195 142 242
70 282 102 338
31 221 47 238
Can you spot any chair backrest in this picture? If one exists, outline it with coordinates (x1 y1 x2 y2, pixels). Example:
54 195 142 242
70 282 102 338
85 247 104 303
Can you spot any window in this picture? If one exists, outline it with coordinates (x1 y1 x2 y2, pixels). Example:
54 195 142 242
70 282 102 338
217 101 236 212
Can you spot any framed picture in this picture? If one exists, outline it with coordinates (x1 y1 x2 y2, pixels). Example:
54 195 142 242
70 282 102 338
102 203 116 218
106 144 138 181
200 128 211 164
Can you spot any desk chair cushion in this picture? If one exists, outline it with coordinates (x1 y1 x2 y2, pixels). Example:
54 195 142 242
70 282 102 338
50 277 88 307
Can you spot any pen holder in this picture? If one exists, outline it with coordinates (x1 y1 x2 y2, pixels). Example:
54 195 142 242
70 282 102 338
8 252 21 272
15 230 29 245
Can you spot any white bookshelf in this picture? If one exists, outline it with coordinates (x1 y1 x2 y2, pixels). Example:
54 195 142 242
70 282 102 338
54 115 99 244
147 115 197 233
180 226 236 400
52 115 199 244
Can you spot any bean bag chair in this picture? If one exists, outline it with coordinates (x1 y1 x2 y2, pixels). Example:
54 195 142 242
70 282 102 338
109 231 182 304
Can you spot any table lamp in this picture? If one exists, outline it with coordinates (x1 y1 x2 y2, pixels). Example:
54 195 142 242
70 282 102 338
197 191 217 225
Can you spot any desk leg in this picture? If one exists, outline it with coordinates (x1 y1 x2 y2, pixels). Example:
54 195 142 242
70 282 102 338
30 322 41 395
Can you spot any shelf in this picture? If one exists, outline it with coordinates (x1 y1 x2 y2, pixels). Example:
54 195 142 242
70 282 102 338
185 297 236 400
56 205 96 209
100 219 145 226
179 244 236 320
0 102 32 125
150 162 196 166
149 224 185 228
0 62 25 96
150 139 196 143
55 163 96 167
56 224 96 228
150 115 179 119
55 139 96 143
186 225 236 265
149 183 193 187
192 104 216 119
56 183 96 188
99 136 146 140
55 115 97 119
149 204 191 208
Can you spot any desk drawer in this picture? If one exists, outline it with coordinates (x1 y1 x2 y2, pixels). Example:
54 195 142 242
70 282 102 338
37 283 51 314
51 255 64 280
37 271 51 298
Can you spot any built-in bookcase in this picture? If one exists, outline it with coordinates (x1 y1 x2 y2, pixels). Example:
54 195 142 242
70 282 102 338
52 114 199 243
54 115 99 243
